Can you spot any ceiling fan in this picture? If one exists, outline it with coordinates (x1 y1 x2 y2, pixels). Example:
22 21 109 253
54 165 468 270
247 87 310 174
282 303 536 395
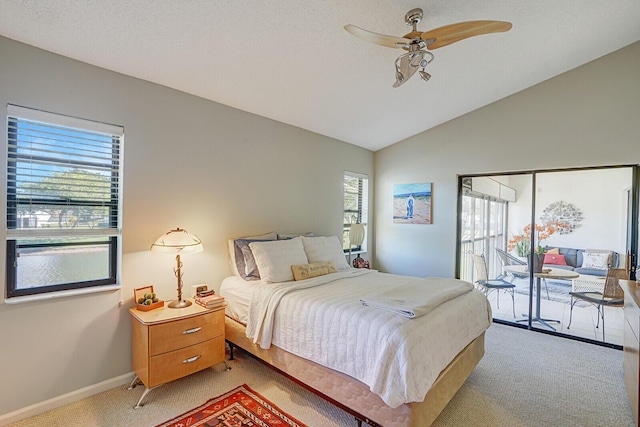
344 8 512 87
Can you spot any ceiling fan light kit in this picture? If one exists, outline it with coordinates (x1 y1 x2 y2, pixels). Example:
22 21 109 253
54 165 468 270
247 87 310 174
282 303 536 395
393 48 434 88
344 7 512 87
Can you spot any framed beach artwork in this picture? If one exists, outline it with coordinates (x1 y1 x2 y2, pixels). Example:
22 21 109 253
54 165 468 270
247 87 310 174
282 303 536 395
393 182 432 224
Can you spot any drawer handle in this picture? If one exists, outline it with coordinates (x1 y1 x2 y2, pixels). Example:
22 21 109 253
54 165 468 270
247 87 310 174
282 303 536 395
183 355 201 364
182 327 202 335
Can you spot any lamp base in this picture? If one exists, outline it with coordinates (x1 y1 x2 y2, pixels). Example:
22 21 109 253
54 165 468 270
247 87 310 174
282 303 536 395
168 299 192 309
352 254 369 269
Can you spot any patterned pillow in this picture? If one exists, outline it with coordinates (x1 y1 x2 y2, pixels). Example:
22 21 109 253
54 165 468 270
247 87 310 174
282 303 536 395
581 252 609 270
290 261 337 281
585 249 614 266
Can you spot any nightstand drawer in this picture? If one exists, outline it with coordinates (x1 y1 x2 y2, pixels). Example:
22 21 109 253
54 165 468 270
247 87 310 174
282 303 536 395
149 310 224 355
148 336 225 387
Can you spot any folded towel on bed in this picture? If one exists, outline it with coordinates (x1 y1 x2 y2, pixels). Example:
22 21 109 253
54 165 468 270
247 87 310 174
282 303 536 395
360 277 474 318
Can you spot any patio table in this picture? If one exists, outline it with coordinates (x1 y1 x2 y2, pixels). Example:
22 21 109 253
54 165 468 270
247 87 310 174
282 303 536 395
504 265 579 331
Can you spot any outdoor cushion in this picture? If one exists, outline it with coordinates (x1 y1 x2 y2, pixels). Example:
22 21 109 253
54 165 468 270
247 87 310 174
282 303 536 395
548 247 579 268
581 251 610 269
544 253 568 265
575 267 609 277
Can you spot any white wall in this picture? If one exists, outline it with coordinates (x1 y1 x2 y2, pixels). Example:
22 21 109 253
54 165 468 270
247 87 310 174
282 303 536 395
506 169 632 255
0 37 374 419
374 41 640 277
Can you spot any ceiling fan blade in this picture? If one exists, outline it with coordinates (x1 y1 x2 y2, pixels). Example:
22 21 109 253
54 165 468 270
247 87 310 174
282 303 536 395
344 24 411 49
420 20 512 50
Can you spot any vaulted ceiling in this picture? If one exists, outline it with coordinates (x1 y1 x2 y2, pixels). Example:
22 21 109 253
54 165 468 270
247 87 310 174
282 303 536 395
1 1 639 151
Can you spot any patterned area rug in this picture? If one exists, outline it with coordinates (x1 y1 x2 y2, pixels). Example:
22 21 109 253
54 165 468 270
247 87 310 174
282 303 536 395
156 384 307 427
513 279 589 307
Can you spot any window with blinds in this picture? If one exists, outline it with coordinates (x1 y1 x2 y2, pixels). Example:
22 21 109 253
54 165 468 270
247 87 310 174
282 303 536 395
343 171 369 252
5 105 123 299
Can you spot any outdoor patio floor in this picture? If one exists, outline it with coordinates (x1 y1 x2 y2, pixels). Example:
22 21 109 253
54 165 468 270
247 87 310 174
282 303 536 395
485 277 624 346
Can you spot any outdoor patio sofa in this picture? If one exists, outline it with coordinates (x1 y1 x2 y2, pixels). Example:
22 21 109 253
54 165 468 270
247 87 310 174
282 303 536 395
543 247 619 277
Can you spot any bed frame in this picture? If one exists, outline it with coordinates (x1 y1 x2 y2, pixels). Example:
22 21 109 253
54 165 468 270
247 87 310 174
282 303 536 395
225 316 485 427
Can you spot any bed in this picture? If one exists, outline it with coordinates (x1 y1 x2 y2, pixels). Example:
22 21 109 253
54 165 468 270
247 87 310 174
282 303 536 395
221 234 492 426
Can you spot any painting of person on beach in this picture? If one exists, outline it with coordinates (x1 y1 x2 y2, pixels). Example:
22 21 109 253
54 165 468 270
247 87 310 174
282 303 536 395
393 183 432 224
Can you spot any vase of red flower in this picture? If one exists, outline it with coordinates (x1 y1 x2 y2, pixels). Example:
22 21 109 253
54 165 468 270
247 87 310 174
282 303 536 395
508 220 568 272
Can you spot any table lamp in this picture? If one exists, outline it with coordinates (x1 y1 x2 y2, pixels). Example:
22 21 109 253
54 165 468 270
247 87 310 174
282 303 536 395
348 223 365 265
151 227 203 308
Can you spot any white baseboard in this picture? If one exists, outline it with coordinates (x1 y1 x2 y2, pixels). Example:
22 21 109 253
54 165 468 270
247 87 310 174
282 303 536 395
0 372 134 426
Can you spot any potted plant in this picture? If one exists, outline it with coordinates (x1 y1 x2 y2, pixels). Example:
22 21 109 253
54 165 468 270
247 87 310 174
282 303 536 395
513 239 530 259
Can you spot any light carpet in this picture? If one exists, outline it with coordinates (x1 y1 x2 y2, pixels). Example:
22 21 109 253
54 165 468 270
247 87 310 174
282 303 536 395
8 323 634 427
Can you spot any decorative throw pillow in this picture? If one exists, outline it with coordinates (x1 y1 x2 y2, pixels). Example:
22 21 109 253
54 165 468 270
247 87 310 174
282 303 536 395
585 249 613 266
301 236 351 270
544 253 567 266
317 261 339 274
290 261 337 281
581 252 609 270
249 237 309 283
546 247 560 255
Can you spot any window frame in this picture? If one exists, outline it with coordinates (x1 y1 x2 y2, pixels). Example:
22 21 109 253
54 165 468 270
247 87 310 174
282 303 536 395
5 105 123 300
343 171 369 253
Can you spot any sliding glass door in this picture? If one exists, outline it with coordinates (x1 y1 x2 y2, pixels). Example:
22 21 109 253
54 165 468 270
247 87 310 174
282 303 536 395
459 190 508 281
458 166 638 346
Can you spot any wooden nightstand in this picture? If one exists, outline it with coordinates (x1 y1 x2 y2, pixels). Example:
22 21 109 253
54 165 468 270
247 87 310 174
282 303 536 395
127 300 227 409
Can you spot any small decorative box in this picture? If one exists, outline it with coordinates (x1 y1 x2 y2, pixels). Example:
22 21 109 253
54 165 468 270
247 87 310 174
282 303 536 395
134 285 164 311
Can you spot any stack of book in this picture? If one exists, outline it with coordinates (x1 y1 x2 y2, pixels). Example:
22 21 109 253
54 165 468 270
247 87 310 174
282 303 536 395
194 292 225 309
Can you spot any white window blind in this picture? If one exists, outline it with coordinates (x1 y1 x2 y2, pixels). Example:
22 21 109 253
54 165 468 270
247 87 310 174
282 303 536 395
6 105 122 239
343 171 369 251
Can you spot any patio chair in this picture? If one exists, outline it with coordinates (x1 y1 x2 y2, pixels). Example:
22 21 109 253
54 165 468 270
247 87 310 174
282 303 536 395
567 267 628 341
495 248 549 300
469 252 516 317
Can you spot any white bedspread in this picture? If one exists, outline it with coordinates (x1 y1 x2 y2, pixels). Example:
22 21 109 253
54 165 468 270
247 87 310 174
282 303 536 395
245 269 492 408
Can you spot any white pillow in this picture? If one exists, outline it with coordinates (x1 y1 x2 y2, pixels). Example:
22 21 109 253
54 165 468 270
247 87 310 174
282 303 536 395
581 252 609 270
249 237 309 283
585 249 613 266
227 231 277 278
301 236 351 270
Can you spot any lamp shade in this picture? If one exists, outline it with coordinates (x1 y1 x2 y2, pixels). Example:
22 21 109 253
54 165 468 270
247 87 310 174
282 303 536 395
150 228 204 254
349 223 365 246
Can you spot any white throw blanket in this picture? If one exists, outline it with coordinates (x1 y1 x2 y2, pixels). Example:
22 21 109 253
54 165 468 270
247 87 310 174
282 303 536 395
360 277 473 318
245 270 491 408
